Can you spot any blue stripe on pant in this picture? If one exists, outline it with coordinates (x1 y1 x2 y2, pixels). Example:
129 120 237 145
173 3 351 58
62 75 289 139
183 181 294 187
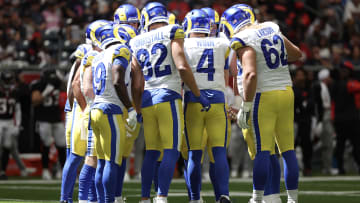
253 93 262 152
170 100 178 150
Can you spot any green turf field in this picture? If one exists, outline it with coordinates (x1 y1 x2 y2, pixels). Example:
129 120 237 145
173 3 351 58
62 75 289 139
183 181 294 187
0 177 359 202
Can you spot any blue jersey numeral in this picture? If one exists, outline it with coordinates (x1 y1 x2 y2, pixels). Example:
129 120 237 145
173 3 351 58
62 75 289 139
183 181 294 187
93 62 106 95
137 43 172 81
260 34 287 69
196 48 215 81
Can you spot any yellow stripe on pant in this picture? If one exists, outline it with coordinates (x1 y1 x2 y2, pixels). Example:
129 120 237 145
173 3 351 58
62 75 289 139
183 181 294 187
90 109 125 166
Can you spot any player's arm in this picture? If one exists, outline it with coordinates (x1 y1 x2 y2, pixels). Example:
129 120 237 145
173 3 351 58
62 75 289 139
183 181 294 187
31 82 54 106
112 47 133 110
283 36 302 62
229 50 238 77
67 58 81 108
83 67 95 100
171 38 200 97
113 59 133 110
72 67 87 111
131 57 144 114
237 46 257 102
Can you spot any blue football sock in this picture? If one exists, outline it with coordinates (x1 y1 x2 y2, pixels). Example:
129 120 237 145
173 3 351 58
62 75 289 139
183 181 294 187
88 173 98 202
95 159 105 203
115 158 127 197
183 159 191 199
270 155 281 194
282 150 299 190
209 162 220 201
102 160 118 203
264 156 273 196
60 153 83 202
141 150 161 198
153 161 161 193
78 164 96 201
253 151 270 191
187 150 202 200
66 148 70 158
212 147 229 196
157 149 180 196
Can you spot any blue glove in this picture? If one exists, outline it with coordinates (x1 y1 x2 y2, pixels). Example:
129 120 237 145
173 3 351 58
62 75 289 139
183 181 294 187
198 93 211 112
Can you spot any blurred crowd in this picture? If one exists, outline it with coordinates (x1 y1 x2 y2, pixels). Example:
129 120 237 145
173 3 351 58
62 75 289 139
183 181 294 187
0 0 360 178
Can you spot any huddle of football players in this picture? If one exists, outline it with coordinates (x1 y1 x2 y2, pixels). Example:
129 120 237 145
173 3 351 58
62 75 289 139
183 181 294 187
61 2 302 203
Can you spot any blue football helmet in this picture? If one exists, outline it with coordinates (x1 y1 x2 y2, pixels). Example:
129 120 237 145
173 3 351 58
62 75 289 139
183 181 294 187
113 24 137 46
140 2 168 32
114 4 140 25
219 7 251 39
231 4 257 24
168 11 179 25
95 24 122 49
85 20 111 46
201 7 220 36
182 9 211 37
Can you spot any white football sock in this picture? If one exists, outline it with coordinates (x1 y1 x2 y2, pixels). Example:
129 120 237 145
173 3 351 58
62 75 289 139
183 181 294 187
287 189 298 202
252 190 264 202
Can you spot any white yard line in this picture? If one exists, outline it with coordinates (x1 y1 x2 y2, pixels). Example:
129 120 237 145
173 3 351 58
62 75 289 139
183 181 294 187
1 176 360 185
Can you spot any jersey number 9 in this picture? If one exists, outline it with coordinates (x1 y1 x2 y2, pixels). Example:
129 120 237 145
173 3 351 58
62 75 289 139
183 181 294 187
93 62 106 95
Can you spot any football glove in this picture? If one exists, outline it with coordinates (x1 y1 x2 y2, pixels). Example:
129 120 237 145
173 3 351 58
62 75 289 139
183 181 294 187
236 101 252 129
126 107 137 131
199 93 211 112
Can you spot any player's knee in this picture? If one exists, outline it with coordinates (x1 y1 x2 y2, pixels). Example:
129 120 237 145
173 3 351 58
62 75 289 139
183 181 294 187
189 150 202 163
85 156 97 168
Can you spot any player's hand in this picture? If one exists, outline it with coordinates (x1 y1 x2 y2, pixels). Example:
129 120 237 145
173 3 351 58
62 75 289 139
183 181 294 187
199 93 211 112
236 101 252 129
126 107 137 130
227 107 239 121
314 121 323 136
41 84 54 97
125 113 142 138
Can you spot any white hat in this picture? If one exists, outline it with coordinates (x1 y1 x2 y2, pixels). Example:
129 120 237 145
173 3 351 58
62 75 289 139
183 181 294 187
318 69 330 81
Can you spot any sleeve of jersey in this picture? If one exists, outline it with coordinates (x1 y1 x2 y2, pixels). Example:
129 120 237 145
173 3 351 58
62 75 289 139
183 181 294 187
82 52 97 67
230 37 247 52
74 45 87 60
169 25 185 40
113 46 131 69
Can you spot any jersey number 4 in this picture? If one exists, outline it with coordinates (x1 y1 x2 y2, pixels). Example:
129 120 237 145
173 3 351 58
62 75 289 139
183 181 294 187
261 34 288 69
197 49 215 81
137 43 172 81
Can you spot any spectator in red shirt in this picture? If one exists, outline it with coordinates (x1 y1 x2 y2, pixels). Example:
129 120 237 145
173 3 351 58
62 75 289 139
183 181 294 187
167 0 190 21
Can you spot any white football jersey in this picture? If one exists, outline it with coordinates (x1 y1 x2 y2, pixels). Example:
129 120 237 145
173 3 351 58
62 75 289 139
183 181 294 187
80 50 99 105
91 43 131 110
231 21 292 92
130 24 185 95
184 37 229 92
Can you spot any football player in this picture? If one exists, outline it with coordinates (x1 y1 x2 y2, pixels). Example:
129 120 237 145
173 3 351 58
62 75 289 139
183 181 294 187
114 4 140 31
31 68 66 180
182 9 231 203
223 6 302 203
60 19 109 203
130 2 210 203
90 23 134 203
0 72 28 179
221 5 283 203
